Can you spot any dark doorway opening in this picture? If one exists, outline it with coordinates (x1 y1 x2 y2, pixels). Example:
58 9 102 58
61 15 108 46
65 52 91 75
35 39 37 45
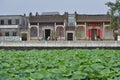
91 29 97 40
45 29 51 40
21 33 27 41
67 33 73 41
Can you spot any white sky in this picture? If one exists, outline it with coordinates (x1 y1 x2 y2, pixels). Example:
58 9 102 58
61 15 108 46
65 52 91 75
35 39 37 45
0 0 116 15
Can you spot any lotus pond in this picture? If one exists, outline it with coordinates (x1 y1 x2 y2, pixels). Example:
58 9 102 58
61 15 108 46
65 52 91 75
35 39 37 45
0 49 120 80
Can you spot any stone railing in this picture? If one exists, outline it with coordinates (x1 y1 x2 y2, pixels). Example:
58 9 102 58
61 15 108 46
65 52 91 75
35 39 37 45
0 41 120 47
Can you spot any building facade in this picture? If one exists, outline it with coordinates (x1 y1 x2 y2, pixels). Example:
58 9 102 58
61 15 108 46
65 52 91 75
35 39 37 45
28 12 66 41
0 15 28 41
76 14 113 40
0 12 113 41
28 12 113 41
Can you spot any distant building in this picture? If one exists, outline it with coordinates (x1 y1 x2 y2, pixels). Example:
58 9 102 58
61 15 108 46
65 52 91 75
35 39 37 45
0 12 113 41
28 12 66 41
28 12 113 41
76 14 112 40
0 15 28 41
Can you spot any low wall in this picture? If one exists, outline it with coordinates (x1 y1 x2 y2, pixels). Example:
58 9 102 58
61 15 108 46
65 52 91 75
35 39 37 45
0 36 21 41
0 41 120 47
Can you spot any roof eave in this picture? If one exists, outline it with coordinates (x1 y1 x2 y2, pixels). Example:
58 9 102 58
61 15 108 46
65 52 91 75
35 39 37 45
76 20 110 22
30 20 64 23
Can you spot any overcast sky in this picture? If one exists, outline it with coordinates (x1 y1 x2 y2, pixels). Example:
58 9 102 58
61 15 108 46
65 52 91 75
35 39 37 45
0 0 116 15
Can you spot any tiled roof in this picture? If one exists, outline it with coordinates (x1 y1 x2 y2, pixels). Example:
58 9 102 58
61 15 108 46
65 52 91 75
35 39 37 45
76 14 111 22
0 15 24 17
29 15 64 22
29 14 111 23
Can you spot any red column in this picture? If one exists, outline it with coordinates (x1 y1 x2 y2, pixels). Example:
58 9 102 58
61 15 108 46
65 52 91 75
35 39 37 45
86 29 90 39
98 29 102 38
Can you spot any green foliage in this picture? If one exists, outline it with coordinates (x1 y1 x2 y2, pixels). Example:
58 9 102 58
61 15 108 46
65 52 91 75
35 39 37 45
106 0 120 29
0 49 120 80
51 30 58 40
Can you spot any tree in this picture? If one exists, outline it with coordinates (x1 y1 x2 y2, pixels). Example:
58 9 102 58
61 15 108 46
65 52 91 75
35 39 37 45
106 0 119 29
51 30 58 40
106 0 120 40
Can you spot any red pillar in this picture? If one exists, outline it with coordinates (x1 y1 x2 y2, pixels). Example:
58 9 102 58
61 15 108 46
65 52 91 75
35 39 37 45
98 29 102 38
86 29 91 39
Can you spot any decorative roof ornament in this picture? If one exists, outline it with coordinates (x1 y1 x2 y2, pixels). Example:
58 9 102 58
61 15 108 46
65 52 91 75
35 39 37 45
41 12 60 15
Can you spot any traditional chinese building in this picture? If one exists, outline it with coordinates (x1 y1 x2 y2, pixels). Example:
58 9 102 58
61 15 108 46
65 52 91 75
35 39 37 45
28 12 113 41
76 14 112 40
0 12 112 41
28 12 66 41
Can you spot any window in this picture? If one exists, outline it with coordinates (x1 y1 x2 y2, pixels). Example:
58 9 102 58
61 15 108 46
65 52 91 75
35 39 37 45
56 26 64 37
13 32 17 36
0 32 2 36
68 14 76 26
30 27 38 37
23 19 25 25
5 32 9 36
77 22 85 25
104 22 110 25
1 20 4 25
15 19 19 25
56 22 64 25
30 22 37 25
8 19 12 25
0 29 2 36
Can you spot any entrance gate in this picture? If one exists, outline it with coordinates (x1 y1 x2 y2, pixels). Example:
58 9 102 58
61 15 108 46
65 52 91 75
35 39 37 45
91 29 97 40
21 33 27 41
45 29 51 40
67 33 73 41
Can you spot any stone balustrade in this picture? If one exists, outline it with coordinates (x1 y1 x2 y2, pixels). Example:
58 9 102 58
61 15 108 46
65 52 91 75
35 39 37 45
0 41 120 48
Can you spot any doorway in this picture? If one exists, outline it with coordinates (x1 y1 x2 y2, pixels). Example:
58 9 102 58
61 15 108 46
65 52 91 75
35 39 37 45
67 33 73 41
91 29 97 40
45 29 51 40
21 33 27 41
